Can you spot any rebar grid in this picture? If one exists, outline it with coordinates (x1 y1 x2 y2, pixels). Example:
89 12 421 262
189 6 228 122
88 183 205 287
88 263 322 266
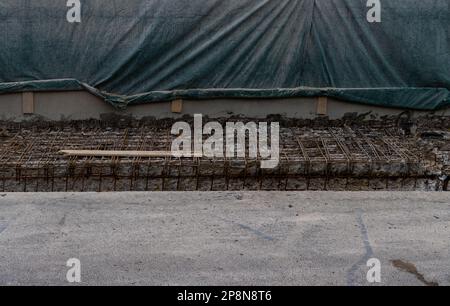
0 123 444 192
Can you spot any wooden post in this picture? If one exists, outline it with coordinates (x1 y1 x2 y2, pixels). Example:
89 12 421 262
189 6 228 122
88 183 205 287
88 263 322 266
22 92 35 115
317 97 328 116
171 99 183 113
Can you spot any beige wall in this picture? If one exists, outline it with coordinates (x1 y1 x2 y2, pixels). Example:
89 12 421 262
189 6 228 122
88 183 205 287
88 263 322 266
0 91 448 121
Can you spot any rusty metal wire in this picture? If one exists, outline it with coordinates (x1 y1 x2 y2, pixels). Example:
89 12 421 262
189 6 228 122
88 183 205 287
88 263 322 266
0 123 444 192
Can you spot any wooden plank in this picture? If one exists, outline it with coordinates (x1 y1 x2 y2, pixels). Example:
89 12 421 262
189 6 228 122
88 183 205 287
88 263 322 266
59 150 174 158
317 96 328 116
22 92 35 114
171 99 183 113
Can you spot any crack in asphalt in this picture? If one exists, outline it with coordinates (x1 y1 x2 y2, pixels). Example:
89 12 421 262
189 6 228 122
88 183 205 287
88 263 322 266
216 216 275 242
347 209 374 286
0 223 8 235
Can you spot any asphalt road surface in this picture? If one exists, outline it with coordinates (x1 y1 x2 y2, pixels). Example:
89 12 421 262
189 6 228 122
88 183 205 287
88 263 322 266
0 192 449 286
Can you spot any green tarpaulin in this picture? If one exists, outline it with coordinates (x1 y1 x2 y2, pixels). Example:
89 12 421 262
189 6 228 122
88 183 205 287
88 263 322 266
0 0 449 110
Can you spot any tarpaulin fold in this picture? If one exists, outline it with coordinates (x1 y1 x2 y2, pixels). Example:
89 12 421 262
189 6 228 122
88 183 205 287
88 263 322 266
0 0 449 110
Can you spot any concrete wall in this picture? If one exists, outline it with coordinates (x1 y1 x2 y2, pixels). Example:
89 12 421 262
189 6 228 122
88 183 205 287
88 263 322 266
0 91 449 121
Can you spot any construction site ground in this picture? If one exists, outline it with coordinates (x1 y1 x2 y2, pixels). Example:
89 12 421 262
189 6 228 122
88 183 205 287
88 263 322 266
0 192 449 286
0 115 449 192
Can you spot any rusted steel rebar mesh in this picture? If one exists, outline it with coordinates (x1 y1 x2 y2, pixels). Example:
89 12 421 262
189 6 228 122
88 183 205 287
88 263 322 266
0 117 449 192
